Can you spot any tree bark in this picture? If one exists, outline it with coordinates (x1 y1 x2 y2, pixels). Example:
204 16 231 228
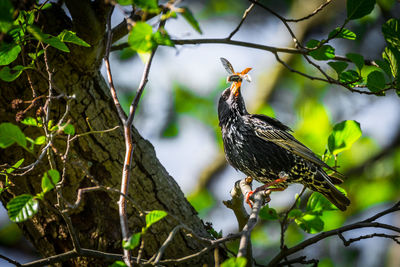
0 2 214 266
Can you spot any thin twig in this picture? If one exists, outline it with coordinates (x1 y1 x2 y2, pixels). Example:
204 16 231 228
267 203 400 266
285 0 332 22
227 2 255 39
104 6 127 124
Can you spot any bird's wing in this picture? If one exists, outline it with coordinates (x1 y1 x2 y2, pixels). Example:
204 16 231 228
248 114 338 173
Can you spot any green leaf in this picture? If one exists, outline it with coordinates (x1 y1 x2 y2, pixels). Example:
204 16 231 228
259 205 278 220
122 232 141 250
383 46 400 79
328 120 362 155
27 26 70 52
109 261 128 267
367 70 386 92
0 123 27 148
221 257 247 267
339 70 360 85
0 65 28 82
0 43 21 66
21 117 38 127
128 22 154 53
58 30 91 47
328 27 356 40
346 53 364 71
0 0 14 33
6 158 24 174
7 194 39 222
153 30 174 47
180 7 202 34
376 59 392 78
382 18 400 50
295 214 324 233
145 210 168 229
116 0 132 5
328 61 348 76
63 124 75 135
133 0 159 11
347 0 376 20
306 192 338 214
306 39 335 60
287 209 303 219
41 169 60 193
34 136 46 145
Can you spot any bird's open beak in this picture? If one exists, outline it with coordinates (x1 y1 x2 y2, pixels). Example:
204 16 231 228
230 67 252 97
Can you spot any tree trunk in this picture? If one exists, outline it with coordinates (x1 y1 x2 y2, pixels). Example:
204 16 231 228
0 1 214 266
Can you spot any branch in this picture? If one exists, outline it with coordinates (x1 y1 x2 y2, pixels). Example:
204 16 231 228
22 248 124 267
285 0 332 22
0 253 21 267
267 201 400 266
227 2 255 39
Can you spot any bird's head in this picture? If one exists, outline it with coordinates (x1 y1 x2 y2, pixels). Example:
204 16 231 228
218 59 252 123
226 67 252 98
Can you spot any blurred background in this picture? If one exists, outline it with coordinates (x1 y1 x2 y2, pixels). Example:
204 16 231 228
1 0 400 266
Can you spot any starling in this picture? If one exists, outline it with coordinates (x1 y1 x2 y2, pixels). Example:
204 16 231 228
218 58 350 211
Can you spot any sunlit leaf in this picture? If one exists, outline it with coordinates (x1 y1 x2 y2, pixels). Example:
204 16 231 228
0 65 28 82
328 27 356 40
122 232 141 250
383 46 400 79
21 117 38 127
367 70 386 92
306 192 338 214
110 261 128 267
128 22 154 53
0 123 26 148
328 120 362 155
27 25 70 52
0 43 21 66
306 39 335 60
58 30 90 47
145 210 168 229
63 124 75 135
34 136 46 145
221 257 247 267
6 158 24 174
347 0 376 20
295 214 324 233
7 194 39 222
382 18 400 50
41 169 60 193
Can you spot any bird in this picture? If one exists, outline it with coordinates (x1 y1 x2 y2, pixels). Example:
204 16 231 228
218 57 350 211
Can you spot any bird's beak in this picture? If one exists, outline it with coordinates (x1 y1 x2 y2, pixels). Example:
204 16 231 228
230 67 252 97
230 81 242 97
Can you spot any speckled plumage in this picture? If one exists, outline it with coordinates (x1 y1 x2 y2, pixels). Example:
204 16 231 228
218 84 350 211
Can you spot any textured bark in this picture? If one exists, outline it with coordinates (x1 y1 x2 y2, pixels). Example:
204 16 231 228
0 2 214 266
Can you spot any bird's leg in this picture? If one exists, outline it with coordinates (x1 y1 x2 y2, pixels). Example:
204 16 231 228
245 172 288 208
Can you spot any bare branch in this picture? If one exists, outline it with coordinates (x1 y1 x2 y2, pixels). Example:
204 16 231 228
104 6 127 124
0 253 21 267
285 0 332 22
227 3 255 39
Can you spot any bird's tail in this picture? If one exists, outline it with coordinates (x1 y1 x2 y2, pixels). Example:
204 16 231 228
317 172 350 211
